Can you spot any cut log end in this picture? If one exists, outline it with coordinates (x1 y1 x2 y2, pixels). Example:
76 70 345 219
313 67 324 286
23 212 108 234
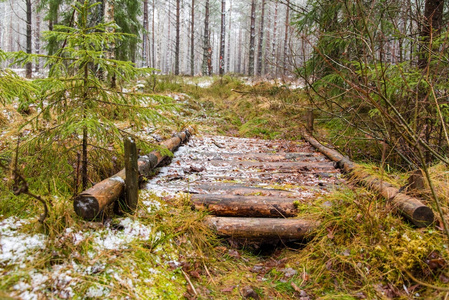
73 195 100 220
411 206 435 227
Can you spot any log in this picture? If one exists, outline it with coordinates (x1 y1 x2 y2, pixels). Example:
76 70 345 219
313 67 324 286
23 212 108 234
205 216 318 239
301 129 434 227
191 194 298 217
73 128 192 220
190 183 295 197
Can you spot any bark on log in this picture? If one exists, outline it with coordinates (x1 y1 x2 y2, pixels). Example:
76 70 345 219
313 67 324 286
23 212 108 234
191 194 298 217
301 130 434 227
205 216 318 239
73 128 192 220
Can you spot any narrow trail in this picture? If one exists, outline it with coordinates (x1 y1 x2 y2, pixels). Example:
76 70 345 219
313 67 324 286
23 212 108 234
145 134 345 240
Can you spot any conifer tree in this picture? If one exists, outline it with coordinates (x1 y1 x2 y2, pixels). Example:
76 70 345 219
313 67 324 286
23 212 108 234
13 0 174 193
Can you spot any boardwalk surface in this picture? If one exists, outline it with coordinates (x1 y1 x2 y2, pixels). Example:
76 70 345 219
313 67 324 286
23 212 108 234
145 135 345 239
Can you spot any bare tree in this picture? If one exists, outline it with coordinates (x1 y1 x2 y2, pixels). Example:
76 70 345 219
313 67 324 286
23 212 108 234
272 0 278 77
152 0 155 68
202 0 212 75
143 0 149 67
26 0 32 78
174 0 180 75
282 0 290 76
226 0 232 73
256 0 266 76
219 0 226 76
34 0 41 73
190 0 195 76
248 0 256 76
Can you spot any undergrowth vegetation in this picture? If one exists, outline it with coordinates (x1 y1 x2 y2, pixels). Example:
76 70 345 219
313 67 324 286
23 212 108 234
0 75 448 299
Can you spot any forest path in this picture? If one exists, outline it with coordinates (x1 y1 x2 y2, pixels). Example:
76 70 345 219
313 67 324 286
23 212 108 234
145 134 345 240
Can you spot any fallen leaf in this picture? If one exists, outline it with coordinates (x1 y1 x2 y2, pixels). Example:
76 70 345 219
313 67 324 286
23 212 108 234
221 286 235 293
290 282 301 292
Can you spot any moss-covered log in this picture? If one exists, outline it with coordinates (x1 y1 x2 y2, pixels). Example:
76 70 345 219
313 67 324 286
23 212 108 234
73 128 192 220
191 194 298 217
301 130 434 227
205 216 318 239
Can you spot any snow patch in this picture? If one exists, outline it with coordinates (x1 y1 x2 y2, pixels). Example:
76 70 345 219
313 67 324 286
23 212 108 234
0 217 46 267
93 218 152 250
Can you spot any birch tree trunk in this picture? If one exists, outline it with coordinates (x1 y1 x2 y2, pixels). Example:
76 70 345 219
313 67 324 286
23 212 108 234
248 0 256 76
256 0 266 76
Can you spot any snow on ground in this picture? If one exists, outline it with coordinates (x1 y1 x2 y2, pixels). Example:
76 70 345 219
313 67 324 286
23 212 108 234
1 134 341 298
183 77 214 88
0 217 46 268
144 135 341 200
0 203 173 299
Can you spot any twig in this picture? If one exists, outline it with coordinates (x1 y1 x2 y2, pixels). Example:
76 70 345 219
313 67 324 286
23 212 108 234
203 262 216 285
402 268 449 291
231 89 250 94
5 136 49 223
211 139 225 149
181 269 198 296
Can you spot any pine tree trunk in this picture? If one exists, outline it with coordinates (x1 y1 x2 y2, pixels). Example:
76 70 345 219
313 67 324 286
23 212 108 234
26 0 32 79
256 0 266 76
237 28 242 74
152 0 155 68
190 0 195 76
418 0 444 69
174 0 180 75
143 0 149 67
104 0 116 87
248 0 256 76
219 0 226 76
226 0 232 73
272 1 278 77
34 0 41 73
202 0 212 75
282 0 290 76
166 0 172 73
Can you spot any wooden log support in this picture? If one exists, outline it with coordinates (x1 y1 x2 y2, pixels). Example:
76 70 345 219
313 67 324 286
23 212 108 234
301 129 434 227
191 194 298 217
73 128 192 220
124 136 139 213
205 216 318 239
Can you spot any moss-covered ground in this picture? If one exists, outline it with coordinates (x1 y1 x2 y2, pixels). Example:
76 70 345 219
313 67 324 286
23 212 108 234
0 75 448 299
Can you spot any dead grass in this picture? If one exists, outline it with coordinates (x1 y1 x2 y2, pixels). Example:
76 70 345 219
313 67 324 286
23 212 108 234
1 76 449 299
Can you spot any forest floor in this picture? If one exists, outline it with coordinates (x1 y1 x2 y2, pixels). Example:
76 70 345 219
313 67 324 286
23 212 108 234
1 75 449 299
